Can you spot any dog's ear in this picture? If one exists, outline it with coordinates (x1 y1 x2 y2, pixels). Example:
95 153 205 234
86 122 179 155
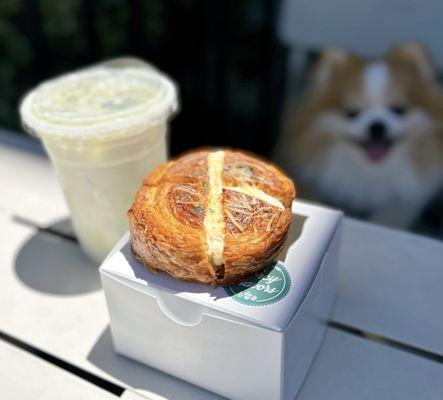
310 47 351 88
388 42 435 82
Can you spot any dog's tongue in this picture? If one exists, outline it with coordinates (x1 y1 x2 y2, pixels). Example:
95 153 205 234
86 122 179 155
365 141 390 162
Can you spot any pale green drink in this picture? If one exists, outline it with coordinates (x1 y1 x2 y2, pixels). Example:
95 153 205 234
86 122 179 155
20 58 178 264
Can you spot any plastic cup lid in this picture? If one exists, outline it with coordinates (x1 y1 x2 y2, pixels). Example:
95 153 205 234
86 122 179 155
19 57 179 141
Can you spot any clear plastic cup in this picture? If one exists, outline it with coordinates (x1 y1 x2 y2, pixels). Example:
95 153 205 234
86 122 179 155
20 58 178 264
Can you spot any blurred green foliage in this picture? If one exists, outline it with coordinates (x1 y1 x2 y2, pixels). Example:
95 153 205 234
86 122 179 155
0 0 29 129
0 0 167 130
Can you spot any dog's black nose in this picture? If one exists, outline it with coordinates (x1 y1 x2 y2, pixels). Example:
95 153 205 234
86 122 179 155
368 121 386 141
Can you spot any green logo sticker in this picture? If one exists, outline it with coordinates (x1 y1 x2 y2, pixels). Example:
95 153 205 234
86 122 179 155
224 261 291 307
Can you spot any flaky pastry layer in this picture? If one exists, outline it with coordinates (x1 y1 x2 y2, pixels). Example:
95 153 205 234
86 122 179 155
128 149 295 285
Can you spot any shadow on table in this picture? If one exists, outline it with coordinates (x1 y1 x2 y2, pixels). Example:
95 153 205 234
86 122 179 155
14 218 101 295
88 326 224 400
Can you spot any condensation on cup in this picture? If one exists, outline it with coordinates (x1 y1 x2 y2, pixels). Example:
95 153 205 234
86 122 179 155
20 58 179 264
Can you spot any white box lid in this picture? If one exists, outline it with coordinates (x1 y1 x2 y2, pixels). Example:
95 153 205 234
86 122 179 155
100 200 342 332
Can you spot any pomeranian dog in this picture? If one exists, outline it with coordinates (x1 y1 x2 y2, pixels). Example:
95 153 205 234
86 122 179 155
276 43 443 229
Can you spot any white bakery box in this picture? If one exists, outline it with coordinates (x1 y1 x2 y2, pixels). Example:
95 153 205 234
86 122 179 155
100 200 342 400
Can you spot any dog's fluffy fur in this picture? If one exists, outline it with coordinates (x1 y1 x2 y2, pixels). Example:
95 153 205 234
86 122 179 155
276 43 443 228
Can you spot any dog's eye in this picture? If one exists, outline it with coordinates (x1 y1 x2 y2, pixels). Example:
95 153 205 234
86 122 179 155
344 108 360 119
390 105 408 116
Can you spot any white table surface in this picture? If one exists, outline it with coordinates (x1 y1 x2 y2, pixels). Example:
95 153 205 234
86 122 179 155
1 129 443 399
0 339 119 400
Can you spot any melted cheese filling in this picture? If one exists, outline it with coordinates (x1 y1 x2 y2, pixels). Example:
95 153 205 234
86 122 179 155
223 186 284 210
203 152 284 269
204 151 226 266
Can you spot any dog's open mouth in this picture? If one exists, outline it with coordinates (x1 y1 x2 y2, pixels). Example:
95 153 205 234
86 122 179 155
360 139 393 162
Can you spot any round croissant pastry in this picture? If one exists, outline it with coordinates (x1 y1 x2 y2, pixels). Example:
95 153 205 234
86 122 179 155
128 149 295 286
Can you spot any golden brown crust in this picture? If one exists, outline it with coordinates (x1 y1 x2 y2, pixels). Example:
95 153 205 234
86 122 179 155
128 149 296 286
222 189 292 285
223 151 295 208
